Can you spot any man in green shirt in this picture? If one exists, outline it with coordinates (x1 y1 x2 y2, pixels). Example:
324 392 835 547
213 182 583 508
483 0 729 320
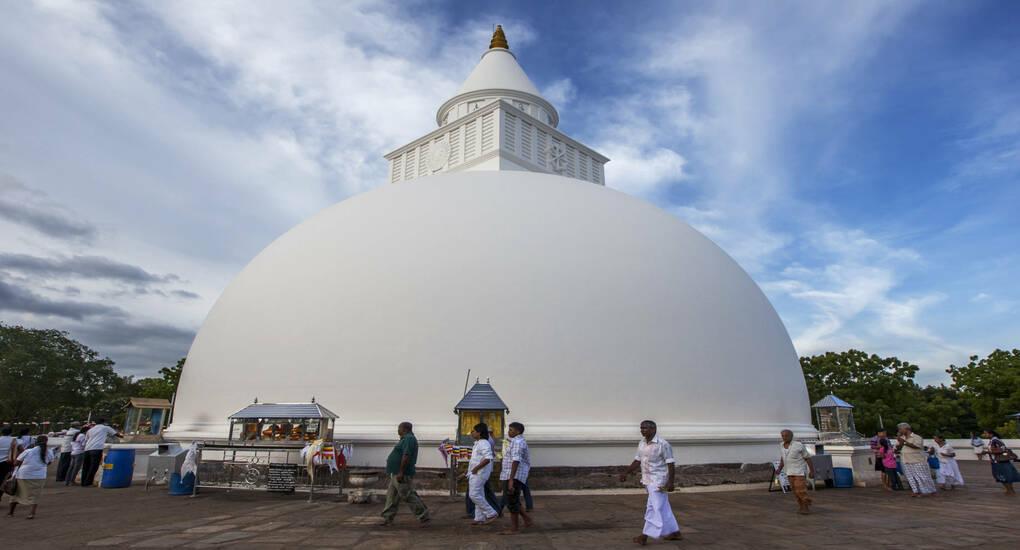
380 422 430 526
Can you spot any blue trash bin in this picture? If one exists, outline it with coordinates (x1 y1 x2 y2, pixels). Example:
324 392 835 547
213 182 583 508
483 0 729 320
169 472 195 496
833 467 854 488
100 448 135 488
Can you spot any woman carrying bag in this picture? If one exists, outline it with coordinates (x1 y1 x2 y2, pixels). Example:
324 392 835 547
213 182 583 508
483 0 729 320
7 435 54 519
979 430 1020 496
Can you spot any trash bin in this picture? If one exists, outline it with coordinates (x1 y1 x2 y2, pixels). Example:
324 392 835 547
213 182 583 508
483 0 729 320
169 472 195 496
833 467 854 488
101 448 136 488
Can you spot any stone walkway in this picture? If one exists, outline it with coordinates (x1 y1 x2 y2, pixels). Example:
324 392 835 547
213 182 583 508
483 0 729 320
3 462 1017 548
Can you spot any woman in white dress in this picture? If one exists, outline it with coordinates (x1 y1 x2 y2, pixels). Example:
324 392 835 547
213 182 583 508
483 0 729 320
933 436 964 489
464 423 498 525
7 435 55 519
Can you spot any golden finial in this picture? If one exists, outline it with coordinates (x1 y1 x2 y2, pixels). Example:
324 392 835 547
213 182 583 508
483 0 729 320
489 25 509 49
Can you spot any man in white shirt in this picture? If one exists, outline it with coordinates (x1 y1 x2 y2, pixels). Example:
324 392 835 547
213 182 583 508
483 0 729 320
80 419 122 487
499 422 532 535
619 420 682 545
65 429 88 486
16 428 33 452
464 433 501 519
777 429 815 514
55 422 81 483
465 423 497 524
896 422 936 496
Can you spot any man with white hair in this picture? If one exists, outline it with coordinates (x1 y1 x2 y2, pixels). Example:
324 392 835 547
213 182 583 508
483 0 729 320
896 422 936 496
777 429 815 514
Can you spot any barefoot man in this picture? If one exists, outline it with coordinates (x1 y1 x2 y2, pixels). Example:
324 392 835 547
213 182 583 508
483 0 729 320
499 422 533 535
380 422 430 527
619 420 682 545
777 429 815 514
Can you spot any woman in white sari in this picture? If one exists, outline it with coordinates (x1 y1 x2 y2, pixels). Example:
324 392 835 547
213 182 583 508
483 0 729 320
933 436 964 489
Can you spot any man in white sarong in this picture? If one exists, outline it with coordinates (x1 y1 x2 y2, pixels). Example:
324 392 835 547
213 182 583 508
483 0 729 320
620 420 682 546
933 436 964 489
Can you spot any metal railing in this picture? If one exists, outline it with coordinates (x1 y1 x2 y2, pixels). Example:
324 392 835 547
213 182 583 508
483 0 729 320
192 441 350 502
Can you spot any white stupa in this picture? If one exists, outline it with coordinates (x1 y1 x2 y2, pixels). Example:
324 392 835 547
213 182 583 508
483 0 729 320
167 27 814 466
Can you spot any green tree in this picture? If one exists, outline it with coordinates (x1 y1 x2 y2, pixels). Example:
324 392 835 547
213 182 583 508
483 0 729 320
0 323 126 422
800 350 923 435
135 358 185 399
901 385 976 438
948 349 1020 436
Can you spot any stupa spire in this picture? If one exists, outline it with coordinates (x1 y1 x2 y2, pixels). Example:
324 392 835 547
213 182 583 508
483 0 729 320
489 25 509 50
384 26 608 185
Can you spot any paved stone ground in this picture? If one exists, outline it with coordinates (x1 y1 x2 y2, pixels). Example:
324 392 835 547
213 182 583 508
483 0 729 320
3 461 1017 548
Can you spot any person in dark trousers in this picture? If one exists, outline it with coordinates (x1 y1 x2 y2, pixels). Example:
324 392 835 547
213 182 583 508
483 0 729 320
380 422 430 526
0 426 17 505
65 427 89 487
54 422 81 483
499 422 534 535
80 419 122 487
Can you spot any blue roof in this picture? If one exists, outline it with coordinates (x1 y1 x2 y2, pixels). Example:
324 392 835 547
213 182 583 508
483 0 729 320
811 394 854 409
229 402 338 420
454 383 509 412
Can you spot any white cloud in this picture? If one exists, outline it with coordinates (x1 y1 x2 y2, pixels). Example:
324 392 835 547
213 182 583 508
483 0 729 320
542 78 576 108
0 1 524 374
603 145 687 197
588 3 919 273
0 0 1000 382
763 226 967 381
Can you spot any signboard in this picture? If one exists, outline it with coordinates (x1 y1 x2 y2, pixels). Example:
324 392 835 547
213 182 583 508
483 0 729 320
267 463 298 493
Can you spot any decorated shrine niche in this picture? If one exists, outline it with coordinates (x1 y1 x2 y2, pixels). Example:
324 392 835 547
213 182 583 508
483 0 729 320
454 380 509 447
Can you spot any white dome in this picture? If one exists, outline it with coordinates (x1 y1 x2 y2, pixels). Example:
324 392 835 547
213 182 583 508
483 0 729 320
169 171 812 456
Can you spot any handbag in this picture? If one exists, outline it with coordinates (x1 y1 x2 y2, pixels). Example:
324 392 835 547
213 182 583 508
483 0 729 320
992 439 1019 462
2 468 17 496
1005 446 1019 462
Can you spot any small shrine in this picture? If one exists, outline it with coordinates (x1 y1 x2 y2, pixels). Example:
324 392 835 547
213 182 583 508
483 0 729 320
811 394 858 440
453 380 509 446
228 399 338 445
123 397 172 436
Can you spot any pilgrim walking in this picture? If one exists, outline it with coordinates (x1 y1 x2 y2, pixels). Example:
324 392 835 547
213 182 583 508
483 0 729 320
7 435 54 519
620 420 682 546
932 436 964 489
979 430 1019 495
464 423 498 525
380 422 430 526
778 429 815 514
878 437 903 491
464 430 500 519
500 421 533 535
896 423 936 496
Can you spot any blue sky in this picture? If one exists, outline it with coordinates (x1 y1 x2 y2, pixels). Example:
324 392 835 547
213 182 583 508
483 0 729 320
0 1 1017 383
